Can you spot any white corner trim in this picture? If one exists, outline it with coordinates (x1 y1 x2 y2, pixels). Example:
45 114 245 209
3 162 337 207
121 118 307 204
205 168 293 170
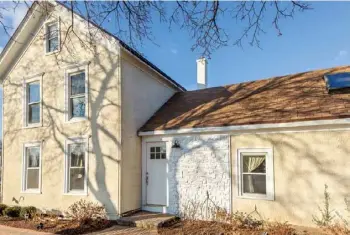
138 118 350 136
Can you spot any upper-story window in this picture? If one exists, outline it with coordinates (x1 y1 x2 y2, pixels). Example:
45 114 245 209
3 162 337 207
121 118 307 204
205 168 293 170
45 21 59 53
65 64 89 122
28 82 40 124
23 74 43 127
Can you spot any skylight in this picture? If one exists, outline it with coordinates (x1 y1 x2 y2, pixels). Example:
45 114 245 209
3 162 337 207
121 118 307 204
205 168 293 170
324 72 350 91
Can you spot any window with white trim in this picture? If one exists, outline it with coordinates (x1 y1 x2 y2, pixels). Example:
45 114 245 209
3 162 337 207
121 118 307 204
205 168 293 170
65 138 88 194
23 77 42 127
65 66 88 122
22 142 41 193
45 21 59 53
237 148 274 200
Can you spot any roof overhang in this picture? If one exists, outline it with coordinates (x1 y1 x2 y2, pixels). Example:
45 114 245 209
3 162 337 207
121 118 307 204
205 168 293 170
0 2 49 83
138 117 350 136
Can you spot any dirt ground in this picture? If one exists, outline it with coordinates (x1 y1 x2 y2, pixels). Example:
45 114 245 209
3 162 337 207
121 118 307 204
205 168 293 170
158 220 332 235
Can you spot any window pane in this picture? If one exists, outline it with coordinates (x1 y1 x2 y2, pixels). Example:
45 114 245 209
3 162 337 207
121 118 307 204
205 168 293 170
69 168 85 191
27 147 40 168
27 169 39 189
70 144 85 167
71 73 85 96
71 97 85 118
150 153 155 159
28 83 40 103
243 174 266 194
48 24 58 38
161 153 166 159
150 147 155 153
243 155 266 173
155 147 161 152
29 104 40 124
48 37 59 52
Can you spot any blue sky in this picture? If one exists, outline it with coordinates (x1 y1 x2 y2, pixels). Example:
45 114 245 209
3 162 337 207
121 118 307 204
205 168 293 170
0 1 350 138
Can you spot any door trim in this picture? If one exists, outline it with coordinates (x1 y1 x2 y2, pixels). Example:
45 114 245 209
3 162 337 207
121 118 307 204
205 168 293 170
141 140 170 209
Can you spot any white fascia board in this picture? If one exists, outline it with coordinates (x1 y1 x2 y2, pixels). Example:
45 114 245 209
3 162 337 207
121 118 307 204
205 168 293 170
138 118 350 136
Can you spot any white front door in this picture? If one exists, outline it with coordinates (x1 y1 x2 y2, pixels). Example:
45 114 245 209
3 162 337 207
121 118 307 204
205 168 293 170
146 142 167 206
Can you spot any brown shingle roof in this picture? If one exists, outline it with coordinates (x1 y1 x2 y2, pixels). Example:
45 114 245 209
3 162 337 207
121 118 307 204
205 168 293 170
140 66 350 132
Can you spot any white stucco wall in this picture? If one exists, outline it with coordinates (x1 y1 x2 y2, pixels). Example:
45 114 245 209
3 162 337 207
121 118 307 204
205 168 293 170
142 134 231 219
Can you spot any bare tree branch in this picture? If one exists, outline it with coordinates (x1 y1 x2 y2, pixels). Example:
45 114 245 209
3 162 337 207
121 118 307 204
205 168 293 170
0 1 311 58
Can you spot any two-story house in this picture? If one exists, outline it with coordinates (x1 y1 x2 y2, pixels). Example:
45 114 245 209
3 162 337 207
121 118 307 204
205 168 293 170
0 2 184 219
2 1 350 227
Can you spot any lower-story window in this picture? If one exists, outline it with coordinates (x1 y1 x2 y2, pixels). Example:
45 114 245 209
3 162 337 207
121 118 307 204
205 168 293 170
237 148 274 200
64 138 88 194
22 142 41 193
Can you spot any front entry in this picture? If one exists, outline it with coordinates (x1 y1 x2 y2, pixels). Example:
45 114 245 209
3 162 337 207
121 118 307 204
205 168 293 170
146 142 167 206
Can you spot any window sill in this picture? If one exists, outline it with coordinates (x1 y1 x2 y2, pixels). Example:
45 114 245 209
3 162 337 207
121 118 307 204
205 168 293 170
63 191 88 196
65 117 88 124
45 49 60 56
23 123 43 129
21 190 42 194
237 194 274 201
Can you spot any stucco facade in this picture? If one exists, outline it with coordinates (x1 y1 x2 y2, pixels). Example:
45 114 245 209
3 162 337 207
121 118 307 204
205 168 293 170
231 130 350 226
1 3 179 218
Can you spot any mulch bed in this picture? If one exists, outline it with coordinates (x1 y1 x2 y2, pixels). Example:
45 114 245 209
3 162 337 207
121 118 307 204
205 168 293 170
158 220 331 235
0 217 118 234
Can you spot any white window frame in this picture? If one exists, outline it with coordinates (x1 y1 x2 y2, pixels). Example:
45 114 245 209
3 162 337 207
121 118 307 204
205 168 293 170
64 65 89 123
44 19 60 55
64 137 88 195
237 148 274 200
21 141 42 194
23 74 43 128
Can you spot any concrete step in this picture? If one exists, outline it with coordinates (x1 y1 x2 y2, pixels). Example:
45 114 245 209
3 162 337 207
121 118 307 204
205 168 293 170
116 211 179 230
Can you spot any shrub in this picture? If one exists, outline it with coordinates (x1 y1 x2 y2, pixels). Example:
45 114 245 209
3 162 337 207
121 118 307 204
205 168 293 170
313 184 335 226
0 204 8 215
65 199 106 222
20 206 37 219
4 206 21 217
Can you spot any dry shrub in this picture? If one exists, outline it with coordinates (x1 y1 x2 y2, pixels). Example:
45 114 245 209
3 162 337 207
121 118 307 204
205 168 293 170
324 223 350 235
214 208 263 230
65 199 106 223
265 222 297 235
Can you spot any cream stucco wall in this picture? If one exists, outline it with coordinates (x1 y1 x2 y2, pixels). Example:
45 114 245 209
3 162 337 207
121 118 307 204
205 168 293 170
2 4 122 218
231 130 350 226
120 51 177 213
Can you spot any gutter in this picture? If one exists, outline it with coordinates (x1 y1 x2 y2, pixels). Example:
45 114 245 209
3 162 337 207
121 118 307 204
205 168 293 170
138 118 350 136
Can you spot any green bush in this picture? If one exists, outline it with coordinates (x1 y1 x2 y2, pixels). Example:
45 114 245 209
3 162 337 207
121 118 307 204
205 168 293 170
0 204 8 215
3 206 21 217
20 206 37 219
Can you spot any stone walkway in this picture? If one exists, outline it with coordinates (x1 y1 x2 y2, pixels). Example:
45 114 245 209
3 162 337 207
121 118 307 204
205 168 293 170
0 225 51 235
0 224 157 235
